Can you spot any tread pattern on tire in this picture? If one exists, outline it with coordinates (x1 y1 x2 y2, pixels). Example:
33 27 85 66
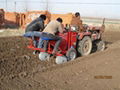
77 36 92 56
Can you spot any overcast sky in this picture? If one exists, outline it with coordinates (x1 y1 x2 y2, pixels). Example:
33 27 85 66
0 0 120 19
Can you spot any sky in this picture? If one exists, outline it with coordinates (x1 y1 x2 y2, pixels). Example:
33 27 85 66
0 0 120 19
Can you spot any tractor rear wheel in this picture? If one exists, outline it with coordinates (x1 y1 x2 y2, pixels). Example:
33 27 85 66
66 48 77 61
77 36 92 56
96 40 105 51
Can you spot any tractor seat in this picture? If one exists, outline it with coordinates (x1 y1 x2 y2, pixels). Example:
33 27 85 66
41 37 54 40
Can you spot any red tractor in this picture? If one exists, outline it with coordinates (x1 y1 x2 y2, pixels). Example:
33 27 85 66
28 20 105 64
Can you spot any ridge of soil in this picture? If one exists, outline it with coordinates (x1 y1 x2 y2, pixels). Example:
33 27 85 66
0 31 120 90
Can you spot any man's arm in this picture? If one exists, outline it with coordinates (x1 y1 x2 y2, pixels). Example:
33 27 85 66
37 21 44 31
58 24 64 33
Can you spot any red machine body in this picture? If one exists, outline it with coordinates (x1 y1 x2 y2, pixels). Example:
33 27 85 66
27 24 105 64
28 31 79 56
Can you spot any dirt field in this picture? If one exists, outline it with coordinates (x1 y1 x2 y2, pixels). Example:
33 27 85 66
0 31 120 90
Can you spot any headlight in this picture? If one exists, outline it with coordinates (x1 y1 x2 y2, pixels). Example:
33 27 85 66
71 26 76 31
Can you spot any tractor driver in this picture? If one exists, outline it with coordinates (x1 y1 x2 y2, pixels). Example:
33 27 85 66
41 17 64 54
71 12 84 32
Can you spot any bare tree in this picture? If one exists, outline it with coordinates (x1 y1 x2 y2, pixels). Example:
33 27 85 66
5 0 7 11
14 1 16 12
46 0 49 11
25 0 28 12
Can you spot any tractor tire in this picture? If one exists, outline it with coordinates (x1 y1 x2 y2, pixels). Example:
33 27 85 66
39 52 50 61
77 36 92 56
66 48 77 61
55 56 67 64
96 40 105 51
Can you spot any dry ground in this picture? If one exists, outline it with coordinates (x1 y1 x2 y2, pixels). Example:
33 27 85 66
0 30 120 90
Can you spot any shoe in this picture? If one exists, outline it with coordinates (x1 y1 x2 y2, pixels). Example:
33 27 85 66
33 51 37 55
36 50 40 54
33 50 40 55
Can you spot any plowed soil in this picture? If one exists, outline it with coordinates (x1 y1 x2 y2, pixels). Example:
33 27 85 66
0 31 120 90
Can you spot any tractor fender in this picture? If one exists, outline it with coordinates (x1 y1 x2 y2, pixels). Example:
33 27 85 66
78 32 91 40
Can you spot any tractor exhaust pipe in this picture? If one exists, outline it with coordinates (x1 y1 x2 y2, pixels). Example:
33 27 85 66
101 18 105 32
102 18 105 26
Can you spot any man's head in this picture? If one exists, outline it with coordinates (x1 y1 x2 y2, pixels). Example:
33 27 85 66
75 12 80 17
40 14 46 20
56 17 63 23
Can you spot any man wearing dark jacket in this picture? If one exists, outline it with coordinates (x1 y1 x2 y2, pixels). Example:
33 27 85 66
24 14 46 54
25 14 46 33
